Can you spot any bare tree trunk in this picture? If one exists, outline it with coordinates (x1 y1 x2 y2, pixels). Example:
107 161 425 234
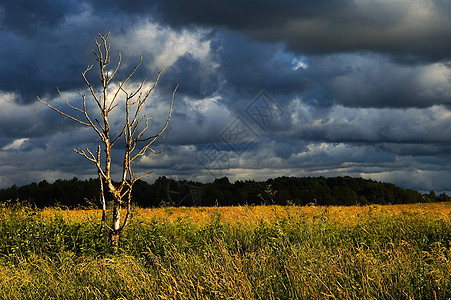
111 195 121 253
97 145 107 238
98 173 107 237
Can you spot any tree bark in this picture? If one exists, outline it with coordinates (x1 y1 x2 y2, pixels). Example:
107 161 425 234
111 197 121 253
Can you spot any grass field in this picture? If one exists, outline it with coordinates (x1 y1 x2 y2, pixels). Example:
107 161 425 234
0 202 450 299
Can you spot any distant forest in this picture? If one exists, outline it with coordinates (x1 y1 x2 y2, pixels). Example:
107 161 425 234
0 176 449 208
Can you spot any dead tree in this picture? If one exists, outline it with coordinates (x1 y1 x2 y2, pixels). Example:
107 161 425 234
38 32 177 252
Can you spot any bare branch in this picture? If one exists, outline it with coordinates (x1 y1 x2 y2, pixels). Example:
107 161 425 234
143 67 166 101
82 65 103 112
106 51 121 85
95 119 106 132
135 115 151 141
73 147 108 180
37 96 91 126
135 170 154 182
125 67 166 135
111 125 126 147
149 84 177 139
56 88 84 114
73 148 96 162
109 55 143 113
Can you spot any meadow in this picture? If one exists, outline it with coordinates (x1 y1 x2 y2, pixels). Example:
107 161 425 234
0 202 450 299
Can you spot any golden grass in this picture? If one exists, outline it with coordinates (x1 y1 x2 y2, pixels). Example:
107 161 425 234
1 202 451 299
38 201 451 228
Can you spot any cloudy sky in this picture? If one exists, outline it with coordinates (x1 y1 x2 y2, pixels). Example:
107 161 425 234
1 0 451 193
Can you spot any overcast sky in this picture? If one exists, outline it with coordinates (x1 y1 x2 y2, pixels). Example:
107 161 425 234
1 0 451 192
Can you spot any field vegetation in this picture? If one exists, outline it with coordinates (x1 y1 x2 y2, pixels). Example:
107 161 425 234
0 202 450 299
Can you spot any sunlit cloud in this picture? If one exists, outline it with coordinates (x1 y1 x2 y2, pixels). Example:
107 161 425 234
2 138 29 151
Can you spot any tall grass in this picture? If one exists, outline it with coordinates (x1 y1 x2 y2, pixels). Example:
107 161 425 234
0 202 450 299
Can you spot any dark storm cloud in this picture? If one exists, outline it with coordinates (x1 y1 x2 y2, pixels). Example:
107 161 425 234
151 0 451 61
0 8 99 102
0 1 132 103
286 100 451 145
14 0 444 62
164 53 222 98
0 0 80 34
212 31 312 96
377 143 451 157
2 0 450 107
104 0 339 27
0 92 83 139
152 0 343 31
311 54 451 108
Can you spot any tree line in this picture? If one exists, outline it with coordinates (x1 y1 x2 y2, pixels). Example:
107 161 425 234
0 176 448 208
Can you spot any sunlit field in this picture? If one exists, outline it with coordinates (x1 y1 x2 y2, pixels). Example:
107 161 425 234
1 202 450 299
